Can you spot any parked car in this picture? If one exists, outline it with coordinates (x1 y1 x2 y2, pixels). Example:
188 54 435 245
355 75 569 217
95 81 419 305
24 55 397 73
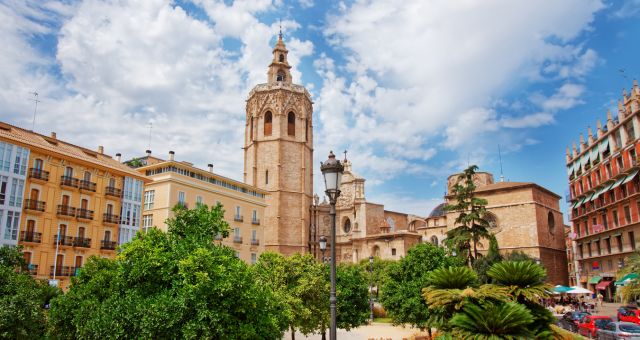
618 307 640 324
596 321 640 339
578 315 613 338
559 311 591 332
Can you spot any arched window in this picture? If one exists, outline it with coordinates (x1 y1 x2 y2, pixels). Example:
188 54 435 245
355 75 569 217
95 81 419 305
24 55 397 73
277 71 285 82
548 211 555 234
430 235 439 246
264 111 272 136
279 54 284 62
343 218 351 234
287 112 295 136
372 245 380 258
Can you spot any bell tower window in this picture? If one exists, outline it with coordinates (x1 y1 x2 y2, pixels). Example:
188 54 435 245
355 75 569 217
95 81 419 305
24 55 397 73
279 54 284 62
264 112 272 136
288 112 295 136
276 71 285 82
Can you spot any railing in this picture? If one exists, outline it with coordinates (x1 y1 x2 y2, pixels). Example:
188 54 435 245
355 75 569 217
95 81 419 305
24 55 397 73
105 186 122 197
60 176 79 188
24 199 46 212
20 231 42 243
234 215 243 222
28 168 49 181
79 180 97 192
233 236 243 243
74 237 91 248
27 264 38 275
100 240 117 250
76 209 94 220
251 218 260 225
50 266 77 277
57 205 76 217
103 213 120 224
54 235 74 246
251 239 260 246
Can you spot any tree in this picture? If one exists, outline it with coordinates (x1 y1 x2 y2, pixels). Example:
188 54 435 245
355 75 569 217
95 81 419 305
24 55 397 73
448 302 534 339
379 243 463 334
472 235 502 283
357 256 393 293
0 246 58 339
444 165 492 267
336 263 370 330
48 204 286 339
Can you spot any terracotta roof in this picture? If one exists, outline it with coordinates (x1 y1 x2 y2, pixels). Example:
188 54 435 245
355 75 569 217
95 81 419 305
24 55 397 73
473 181 561 198
0 121 146 179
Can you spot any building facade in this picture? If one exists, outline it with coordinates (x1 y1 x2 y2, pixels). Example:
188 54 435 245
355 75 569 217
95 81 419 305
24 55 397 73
134 151 268 264
566 80 640 300
0 122 147 289
0 139 29 247
243 33 314 256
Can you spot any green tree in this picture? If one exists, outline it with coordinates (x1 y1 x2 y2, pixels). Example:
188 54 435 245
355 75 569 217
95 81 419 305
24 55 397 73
448 302 534 339
48 204 285 339
379 243 463 334
357 256 393 294
336 263 370 330
0 246 58 339
472 235 502 283
444 165 492 267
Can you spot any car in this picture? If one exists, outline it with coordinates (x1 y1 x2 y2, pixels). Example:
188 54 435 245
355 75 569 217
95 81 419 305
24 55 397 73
578 315 613 338
559 311 591 332
618 307 640 324
596 321 640 339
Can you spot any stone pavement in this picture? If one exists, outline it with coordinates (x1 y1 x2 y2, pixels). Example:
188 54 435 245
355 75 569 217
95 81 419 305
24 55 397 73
284 323 420 340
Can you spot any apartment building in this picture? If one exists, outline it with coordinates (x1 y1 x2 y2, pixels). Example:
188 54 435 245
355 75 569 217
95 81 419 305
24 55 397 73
131 151 267 264
0 121 148 289
567 80 640 301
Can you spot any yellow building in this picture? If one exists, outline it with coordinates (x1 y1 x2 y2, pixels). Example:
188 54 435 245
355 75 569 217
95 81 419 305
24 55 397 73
0 121 148 289
133 151 268 264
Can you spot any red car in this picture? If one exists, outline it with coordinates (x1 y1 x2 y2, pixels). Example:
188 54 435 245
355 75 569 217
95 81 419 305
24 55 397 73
618 307 640 324
577 315 612 338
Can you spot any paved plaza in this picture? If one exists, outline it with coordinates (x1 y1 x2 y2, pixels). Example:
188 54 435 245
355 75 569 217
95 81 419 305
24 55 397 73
285 323 420 340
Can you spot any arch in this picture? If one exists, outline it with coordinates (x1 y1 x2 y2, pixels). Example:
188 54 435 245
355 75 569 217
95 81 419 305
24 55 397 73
287 112 295 136
264 111 273 136
279 54 284 62
548 211 556 234
276 71 286 82
343 217 351 234
372 245 381 258
430 235 439 246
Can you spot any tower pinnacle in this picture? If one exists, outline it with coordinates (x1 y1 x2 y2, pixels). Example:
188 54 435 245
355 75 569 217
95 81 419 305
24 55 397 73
267 31 292 84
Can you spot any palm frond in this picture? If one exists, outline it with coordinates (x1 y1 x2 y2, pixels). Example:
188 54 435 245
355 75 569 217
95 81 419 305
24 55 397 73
449 302 534 340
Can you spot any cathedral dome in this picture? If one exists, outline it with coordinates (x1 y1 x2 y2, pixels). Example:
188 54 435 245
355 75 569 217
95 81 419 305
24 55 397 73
428 203 446 218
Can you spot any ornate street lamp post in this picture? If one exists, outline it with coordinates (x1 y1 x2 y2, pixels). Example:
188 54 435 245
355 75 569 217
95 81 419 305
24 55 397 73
320 151 344 340
368 255 374 323
319 235 327 263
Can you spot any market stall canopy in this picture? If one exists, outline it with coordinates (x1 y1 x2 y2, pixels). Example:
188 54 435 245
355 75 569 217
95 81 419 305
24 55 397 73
595 280 613 290
589 276 602 285
554 285 573 293
567 286 593 294
615 273 640 286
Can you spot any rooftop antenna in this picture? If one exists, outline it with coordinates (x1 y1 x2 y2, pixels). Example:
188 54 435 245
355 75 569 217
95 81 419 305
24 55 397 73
147 122 153 150
28 91 40 131
498 144 505 182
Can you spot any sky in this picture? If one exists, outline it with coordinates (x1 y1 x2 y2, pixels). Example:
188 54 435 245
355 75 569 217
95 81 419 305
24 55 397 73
1 0 639 218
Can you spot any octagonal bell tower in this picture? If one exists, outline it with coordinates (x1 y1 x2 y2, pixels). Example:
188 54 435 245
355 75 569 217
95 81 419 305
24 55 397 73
243 33 313 255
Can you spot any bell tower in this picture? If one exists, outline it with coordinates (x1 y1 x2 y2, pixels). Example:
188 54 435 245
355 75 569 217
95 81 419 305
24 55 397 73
243 33 314 255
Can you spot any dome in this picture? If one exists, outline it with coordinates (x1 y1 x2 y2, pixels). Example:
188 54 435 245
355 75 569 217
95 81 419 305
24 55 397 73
428 203 447 218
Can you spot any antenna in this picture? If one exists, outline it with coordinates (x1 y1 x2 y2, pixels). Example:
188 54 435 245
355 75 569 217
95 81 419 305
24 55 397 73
147 122 153 150
498 145 505 182
28 91 41 131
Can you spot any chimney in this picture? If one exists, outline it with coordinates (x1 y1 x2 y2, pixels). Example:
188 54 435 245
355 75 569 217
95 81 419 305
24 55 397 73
98 146 104 154
146 150 152 157
50 132 56 139
208 163 213 172
115 153 121 162
169 151 175 161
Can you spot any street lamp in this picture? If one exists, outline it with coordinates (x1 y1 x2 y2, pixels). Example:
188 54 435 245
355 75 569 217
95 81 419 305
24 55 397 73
319 235 327 263
320 151 344 340
368 255 374 323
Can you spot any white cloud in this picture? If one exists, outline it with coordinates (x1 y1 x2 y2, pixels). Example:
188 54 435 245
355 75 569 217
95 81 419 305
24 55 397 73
530 83 586 112
500 112 554 129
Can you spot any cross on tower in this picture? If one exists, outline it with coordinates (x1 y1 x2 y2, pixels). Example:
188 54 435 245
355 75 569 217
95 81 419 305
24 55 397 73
343 150 348 161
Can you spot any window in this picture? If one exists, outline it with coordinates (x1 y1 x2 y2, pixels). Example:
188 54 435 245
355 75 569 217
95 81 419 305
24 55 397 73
391 248 397 256
132 205 139 227
305 119 309 141
265 170 268 185
596 240 601 255
64 166 73 177
196 196 203 205
430 235 439 246
586 176 592 190
0 142 13 172
616 130 623 149
235 206 241 219
548 212 555 234
617 235 623 252
276 71 285 82
287 112 295 136
631 149 638 167
622 183 628 198
235 252 240 258
617 156 624 171
279 54 284 62
343 218 351 233
250 117 254 140
251 229 257 241
603 212 609 230
613 210 619 227
630 231 636 250
627 121 636 141
83 171 91 181
605 238 611 254
624 206 632 225
252 210 257 222
178 191 185 204
104 230 111 241
142 214 153 232
251 253 257 264
579 244 584 258
595 169 601 183
4 211 19 240
584 221 589 236
264 111 272 136
13 146 29 175
144 190 155 210
8 178 24 207
234 227 240 238
108 177 115 188
588 242 592 257
0 176 7 204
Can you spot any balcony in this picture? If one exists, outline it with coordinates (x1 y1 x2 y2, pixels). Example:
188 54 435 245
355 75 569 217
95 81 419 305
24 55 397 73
103 213 120 224
251 218 260 225
100 240 117 250
54 235 74 246
60 176 79 188
24 199 46 212
28 168 49 181
20 231 41 243
233 236 243 244
57 205 76 217
50 266 74 277
234 215 243 222
27 264 38 275
76 209 94 220
74 237 91 248
251 239 260 246
79 180 97 192
105 186 122 198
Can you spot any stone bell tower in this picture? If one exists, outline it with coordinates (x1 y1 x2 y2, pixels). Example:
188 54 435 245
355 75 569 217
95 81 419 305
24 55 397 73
243 32 313 255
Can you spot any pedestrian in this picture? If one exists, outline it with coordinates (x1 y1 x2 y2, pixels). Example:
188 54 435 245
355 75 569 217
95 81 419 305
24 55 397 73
597 292 604 306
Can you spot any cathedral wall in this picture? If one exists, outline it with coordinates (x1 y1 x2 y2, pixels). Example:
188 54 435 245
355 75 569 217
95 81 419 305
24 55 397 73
365 203 385 234
280 142 302 191
383 211 408 231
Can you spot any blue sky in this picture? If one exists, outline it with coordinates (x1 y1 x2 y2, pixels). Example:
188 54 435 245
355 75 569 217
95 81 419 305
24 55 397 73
1 0 639 218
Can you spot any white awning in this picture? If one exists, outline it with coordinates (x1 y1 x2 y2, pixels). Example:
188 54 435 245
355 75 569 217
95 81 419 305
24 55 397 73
599 139 610 154
610 176 627 190
574 162 581 174
622 169 640 184
567 163 574 176
590 148 600 164
581 154 590 167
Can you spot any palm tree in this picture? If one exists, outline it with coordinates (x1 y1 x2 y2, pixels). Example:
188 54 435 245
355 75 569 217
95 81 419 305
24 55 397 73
449 302 534 340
